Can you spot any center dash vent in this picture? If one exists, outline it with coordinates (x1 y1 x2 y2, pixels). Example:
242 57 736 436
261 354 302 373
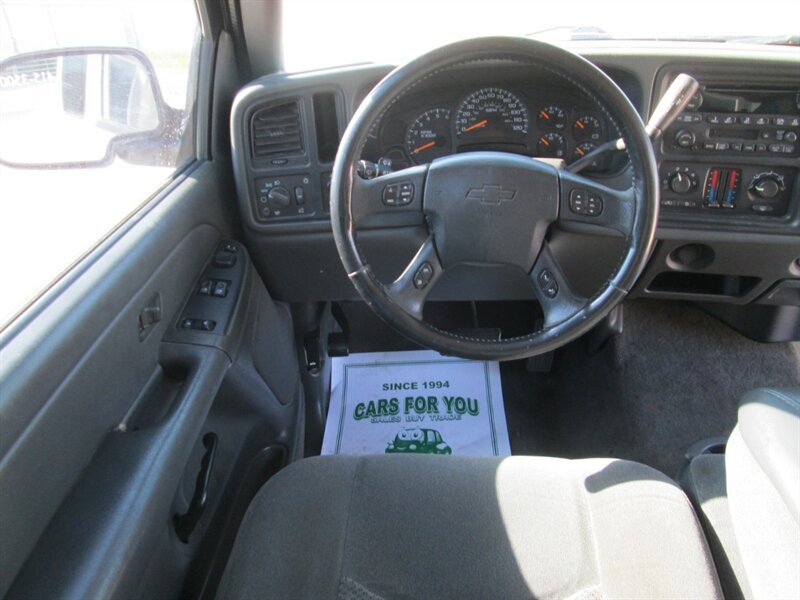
251 101 304 160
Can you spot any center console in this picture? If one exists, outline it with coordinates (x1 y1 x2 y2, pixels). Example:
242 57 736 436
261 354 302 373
657 67 799 223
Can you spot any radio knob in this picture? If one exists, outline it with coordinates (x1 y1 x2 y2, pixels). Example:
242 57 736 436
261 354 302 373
749 173 784 200
669 172 694 194
266 186 292 208
674 129 696 148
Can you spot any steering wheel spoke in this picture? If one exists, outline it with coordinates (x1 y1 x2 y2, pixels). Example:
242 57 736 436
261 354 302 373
351 165 428 228
387 236 444 319
530 244 588 328
558 170 636 237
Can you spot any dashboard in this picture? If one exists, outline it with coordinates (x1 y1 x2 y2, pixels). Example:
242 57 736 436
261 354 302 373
230 43 800 342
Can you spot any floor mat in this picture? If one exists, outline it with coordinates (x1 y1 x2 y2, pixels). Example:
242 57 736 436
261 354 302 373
321 350 510 457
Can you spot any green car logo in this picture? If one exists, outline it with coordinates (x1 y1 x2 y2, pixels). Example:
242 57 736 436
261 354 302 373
385 428 452 455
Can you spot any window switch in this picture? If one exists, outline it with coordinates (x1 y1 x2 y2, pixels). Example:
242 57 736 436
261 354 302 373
199 319 216 331
198 279 212 295
212 281 228 297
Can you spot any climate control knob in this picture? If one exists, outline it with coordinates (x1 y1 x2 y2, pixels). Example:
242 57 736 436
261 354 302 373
266 186 292 208
749 172 785 200
669 172 694 194
663 167 698 194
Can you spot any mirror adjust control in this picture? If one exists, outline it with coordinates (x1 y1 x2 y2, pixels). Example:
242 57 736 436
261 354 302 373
212 252 236 268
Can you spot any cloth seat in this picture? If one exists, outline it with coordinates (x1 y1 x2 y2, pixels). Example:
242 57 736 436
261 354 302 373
218 455 721 599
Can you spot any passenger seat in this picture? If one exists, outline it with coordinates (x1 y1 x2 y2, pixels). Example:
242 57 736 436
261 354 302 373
683 388 800 599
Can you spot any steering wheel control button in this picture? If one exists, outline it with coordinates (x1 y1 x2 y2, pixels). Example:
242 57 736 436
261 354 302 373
382 184 399 205
413 262 434 289
569 188 603 216
382 181 415 206
586 193 603 216
399 182 414 204
538 269 559 298
569 189 587 213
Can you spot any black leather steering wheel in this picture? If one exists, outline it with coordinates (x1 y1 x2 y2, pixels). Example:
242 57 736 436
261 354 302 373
331 37 659 361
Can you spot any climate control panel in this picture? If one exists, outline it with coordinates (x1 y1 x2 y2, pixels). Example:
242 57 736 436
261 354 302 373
660 162 795 217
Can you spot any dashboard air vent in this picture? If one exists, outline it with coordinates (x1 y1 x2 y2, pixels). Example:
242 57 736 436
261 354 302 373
251 101 304 159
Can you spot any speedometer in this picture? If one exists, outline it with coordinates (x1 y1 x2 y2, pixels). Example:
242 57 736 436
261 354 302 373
455 87 529 137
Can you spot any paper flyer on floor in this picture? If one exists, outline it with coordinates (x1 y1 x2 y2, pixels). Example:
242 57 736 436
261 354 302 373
321 350 510 457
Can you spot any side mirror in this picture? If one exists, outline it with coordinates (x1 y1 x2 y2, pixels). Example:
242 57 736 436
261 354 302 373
0 47 182 169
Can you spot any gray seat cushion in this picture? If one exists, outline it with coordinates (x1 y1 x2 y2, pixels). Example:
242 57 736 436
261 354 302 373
726 388 800 599
218 455 722 599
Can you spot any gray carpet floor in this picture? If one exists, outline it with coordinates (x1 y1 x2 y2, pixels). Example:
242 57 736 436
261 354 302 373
502 300 800 476
341 299 800 476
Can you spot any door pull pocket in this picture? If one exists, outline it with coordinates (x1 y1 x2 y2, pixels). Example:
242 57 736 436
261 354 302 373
174 432 218 543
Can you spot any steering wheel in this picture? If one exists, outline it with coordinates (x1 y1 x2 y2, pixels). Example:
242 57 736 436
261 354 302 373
330 37 658 361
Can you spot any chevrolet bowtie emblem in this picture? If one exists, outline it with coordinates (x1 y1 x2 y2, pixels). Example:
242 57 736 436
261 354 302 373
466 185 517 204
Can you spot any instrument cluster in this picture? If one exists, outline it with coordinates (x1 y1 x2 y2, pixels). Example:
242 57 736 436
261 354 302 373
363 85 614 173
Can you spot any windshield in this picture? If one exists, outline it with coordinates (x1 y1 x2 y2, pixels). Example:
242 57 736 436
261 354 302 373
283 0 800 72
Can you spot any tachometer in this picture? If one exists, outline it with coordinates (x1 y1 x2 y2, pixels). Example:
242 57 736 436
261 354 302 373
456 87 529 137
405 108 452 163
